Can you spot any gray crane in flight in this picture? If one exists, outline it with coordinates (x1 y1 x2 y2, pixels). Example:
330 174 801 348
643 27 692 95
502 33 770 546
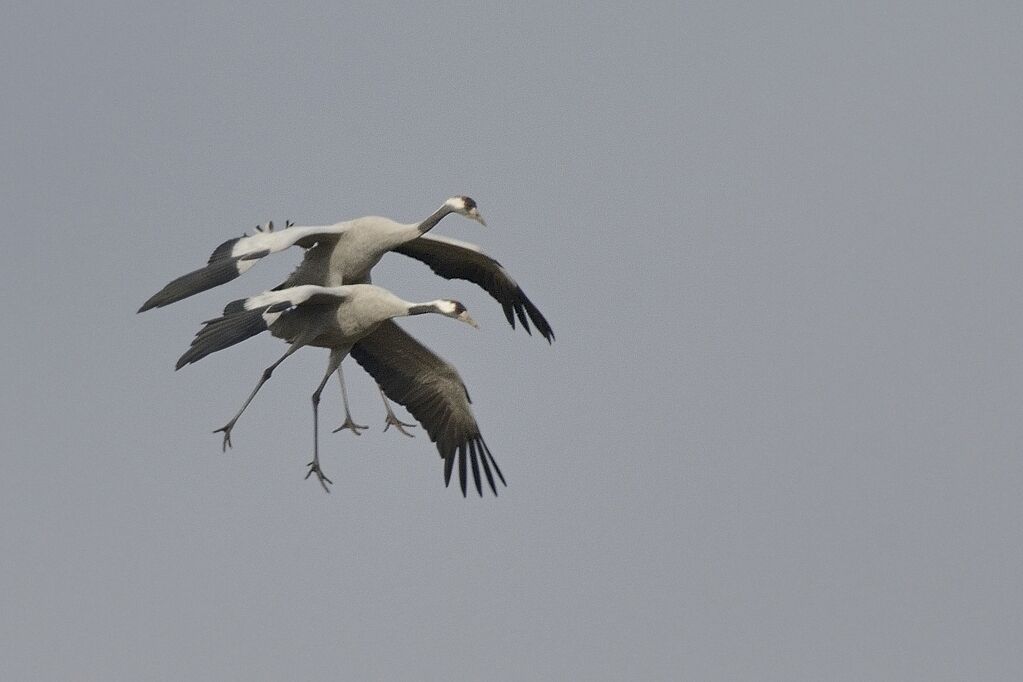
176 283 504 496
140 196 553 435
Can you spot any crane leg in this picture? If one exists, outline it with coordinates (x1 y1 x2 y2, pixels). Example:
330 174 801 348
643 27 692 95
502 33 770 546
306 349 344 493
214 341 305 451
331 364 368 435
379 386 416 437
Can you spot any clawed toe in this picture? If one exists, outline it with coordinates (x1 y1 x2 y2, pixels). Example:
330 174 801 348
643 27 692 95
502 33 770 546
332 416 369 435
305 461 333 493
383 414 416 438
213 424 235 451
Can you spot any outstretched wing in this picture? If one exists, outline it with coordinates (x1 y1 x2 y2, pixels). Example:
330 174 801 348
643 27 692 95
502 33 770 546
139 223 349 312
223 284 354 316
390 234 554 343
175 285 352 369
349 320 506 497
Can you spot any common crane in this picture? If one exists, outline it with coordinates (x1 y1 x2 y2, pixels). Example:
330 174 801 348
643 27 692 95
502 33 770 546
176 283 504 496
141 197 553 435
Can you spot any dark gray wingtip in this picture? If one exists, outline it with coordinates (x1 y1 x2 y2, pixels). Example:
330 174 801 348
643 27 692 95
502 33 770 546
139 258 243 312
522 295 554 343
222 298 248 315
208 236 242 264
174 308 269 369
437 435 504 497
469 441 483 497
174 354 192 371
513 304 531 334
445 437 503 497
480 436 506 488
477 441 498 496
501 293 555 344
444 452 455 488
458 444 468 497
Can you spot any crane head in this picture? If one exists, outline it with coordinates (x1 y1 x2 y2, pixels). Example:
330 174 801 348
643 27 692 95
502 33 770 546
437 300 479 329
444 196 486 226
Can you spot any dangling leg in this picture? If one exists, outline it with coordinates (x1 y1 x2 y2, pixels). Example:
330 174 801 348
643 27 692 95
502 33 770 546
379 385 416 437
306 348 345 492
331 364 368 435
214 340 306 451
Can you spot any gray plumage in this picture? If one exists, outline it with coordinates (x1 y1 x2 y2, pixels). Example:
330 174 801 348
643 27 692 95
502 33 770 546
140 198 478 311
351 321 506 496
391 235 553 342
175 283 499 495
143 196 545 492
138 197 553 341
175 305 279 369
139 257 246 313
141 195 552 442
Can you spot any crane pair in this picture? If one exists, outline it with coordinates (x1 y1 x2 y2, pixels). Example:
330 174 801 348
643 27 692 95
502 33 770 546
139 197 553 495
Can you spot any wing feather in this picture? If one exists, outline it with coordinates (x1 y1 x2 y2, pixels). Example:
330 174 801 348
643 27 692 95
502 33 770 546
391 234 554 343
138 224 348 312
349 320 506 497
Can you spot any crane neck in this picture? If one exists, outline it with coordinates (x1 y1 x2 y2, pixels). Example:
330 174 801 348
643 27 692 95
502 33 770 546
415 204 455 235
406 302 438 316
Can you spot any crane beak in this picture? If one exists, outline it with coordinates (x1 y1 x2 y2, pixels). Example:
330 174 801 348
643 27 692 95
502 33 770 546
457 311 479 329
469 209 486 227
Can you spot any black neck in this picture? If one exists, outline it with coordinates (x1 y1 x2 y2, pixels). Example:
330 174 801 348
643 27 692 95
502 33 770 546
407 303 436 316
416 205 455 235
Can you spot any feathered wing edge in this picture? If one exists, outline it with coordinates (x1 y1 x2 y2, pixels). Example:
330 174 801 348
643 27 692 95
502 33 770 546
138 224 346 313
390 236 555 343
349 321 506 497
499 283 555 342
138 255 246 312
174 300 289 369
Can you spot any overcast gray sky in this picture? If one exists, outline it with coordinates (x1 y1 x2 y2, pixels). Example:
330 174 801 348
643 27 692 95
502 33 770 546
3 2 1022 679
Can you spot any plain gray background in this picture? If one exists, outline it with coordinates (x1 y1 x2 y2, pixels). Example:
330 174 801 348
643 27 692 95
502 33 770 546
3 2 1022 679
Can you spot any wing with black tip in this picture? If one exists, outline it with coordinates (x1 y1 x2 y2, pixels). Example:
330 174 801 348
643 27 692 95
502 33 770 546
391 234 554 343
350 320 506 497
139 223 350 312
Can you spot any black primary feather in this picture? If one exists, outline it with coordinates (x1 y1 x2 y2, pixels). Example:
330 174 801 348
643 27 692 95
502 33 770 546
175 308 270 369
208 236 242 263
391 238 554 343
138 258 243 312
350 320 506 497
